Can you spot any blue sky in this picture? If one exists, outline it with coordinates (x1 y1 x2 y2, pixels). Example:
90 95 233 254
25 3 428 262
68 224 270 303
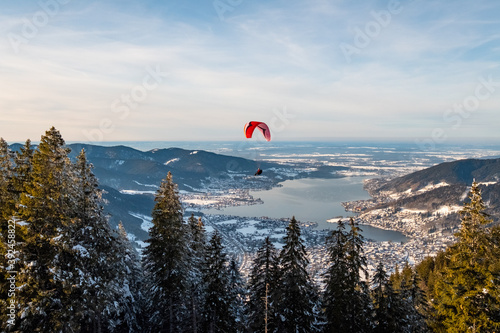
1 0 499 144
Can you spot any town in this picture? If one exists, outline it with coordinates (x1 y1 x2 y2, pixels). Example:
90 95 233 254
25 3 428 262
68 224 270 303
122 146 500 281
178 181 462 281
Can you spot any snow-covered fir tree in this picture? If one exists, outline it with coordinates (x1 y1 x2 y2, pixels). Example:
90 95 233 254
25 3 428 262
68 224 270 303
12 139 34 198
112 222 145 332
70 150 144 332
142 171 190 332
227 257 247 332
70 149 116 332
371 261 408 333
2 129 148 332
15 127 82 332
275 216 320 333
323 219 349 332
0 139 36 330
323 218 372 333
201 230 235 333
0 138 15 220
372 262 389 333
0 138 16 329
185 214 206 333
246 236 281 333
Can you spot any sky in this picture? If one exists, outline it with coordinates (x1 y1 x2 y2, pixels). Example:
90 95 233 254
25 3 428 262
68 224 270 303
1 0 499 144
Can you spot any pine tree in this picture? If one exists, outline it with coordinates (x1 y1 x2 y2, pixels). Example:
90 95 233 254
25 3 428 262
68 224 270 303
246 236 280 333
12 139 34 197
390 263 401 290
227 258 246 333
275 216 320 333
323 219 349 332
15 127 81 332
19 127 72 223
70 149 141 332
143 172 189 332
112 222 145 333
345 217 372 332
372 262 392 333
3 130 151 332
374 262 428 333
432 181 500 332
0 138 16 330
398 271 429 333
185 214 206 333
415 251 448 310
2 139 33 276
201 230 234 333
323 218 372 333
0 138 15 220
187 214 206 255
69 149 110 332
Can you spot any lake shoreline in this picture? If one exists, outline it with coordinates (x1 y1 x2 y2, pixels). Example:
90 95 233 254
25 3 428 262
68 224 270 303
202 176 409 243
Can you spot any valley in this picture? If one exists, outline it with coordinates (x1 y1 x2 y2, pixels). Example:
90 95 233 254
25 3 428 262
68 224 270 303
47 142 500 278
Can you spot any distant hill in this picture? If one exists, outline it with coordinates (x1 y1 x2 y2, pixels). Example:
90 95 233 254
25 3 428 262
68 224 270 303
68 144 260 190
377 158 500 194
369 157 500 229
8 142 347 243
66 143 346 191
100 185 155 240
64 143 345 242
64 144 295 238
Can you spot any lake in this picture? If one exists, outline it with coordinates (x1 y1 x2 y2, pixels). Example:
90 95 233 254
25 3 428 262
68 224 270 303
204 176 409 243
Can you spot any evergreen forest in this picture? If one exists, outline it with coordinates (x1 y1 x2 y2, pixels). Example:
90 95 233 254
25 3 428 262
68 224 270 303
1 128 499 333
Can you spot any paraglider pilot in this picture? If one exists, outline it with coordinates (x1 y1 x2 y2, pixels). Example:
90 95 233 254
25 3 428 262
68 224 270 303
244 121 269 177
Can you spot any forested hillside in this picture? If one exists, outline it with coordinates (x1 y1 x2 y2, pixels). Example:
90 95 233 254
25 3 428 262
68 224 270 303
1 128 499 332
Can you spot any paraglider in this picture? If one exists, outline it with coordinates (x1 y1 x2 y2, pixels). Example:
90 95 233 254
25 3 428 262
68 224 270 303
244 121 271 142
244 121 271 176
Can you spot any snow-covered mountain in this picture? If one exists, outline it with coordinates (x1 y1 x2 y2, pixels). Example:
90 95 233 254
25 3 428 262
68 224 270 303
364 157 500 231
375 157 500 194
61 143 346 241
66 143 346 191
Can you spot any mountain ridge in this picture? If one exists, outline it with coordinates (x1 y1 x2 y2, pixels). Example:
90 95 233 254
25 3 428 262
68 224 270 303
364 157 500 232
376 157 500 194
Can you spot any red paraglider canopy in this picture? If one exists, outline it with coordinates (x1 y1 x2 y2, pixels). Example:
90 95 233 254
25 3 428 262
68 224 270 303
244 121 271 142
